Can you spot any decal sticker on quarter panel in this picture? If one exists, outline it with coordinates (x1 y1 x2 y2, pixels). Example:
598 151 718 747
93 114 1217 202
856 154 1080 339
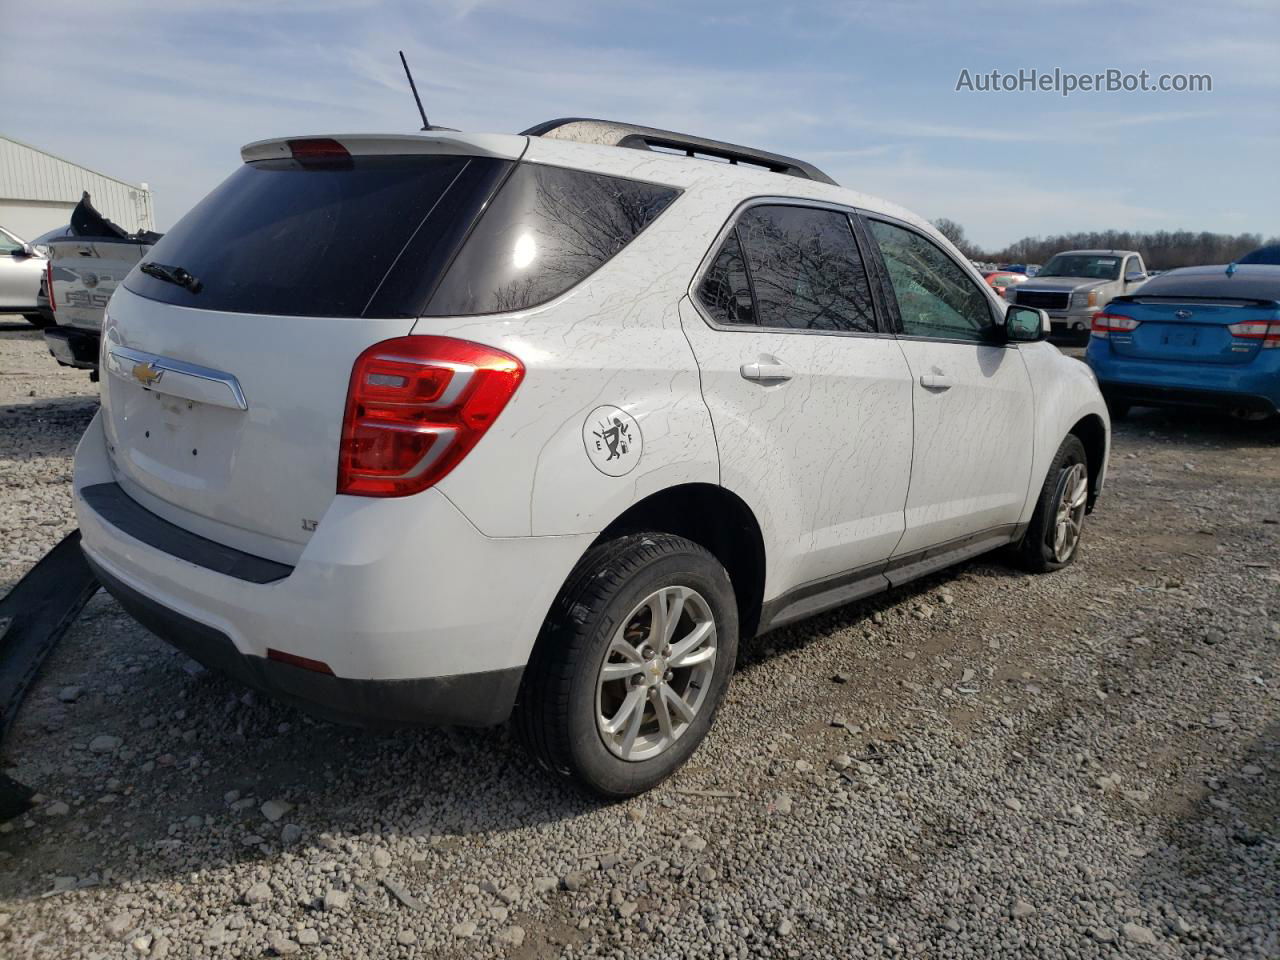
583 406 642 477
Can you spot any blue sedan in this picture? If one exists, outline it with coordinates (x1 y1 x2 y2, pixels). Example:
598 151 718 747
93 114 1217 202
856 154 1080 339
1086 264 1280 419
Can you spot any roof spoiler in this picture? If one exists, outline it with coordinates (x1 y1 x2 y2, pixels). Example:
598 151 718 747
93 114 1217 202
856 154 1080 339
522 118 837 185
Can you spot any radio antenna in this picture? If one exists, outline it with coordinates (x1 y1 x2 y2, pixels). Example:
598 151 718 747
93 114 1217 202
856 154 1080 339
399 50 430 131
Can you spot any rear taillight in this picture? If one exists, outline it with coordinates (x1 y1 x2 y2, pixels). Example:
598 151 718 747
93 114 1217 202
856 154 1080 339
46 259 55 312
1091 311 1140 338
1227 319 1280 349
338 336 525 497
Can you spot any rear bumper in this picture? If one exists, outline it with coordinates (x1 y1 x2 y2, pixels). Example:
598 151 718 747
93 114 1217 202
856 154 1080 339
1086 343 1280 414
73 412 593 727
44 326 100 369
1099 382 1277 415
86 556 522 727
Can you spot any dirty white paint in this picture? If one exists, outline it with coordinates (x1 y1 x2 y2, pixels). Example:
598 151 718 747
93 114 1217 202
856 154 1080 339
76 128 1109 684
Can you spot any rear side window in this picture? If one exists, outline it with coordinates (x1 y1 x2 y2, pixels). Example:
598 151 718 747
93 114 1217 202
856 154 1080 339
725 205 876 333
124 155 510 318
424 164 679 316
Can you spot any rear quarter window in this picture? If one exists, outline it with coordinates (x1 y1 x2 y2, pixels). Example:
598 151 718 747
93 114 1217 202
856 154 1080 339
123 155 509 318
424 164 679 316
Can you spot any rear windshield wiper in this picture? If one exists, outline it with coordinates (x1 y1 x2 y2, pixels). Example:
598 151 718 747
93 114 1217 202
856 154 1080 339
140 261 203 294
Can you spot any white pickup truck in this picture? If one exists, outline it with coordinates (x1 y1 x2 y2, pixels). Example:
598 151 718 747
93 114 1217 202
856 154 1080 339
44 194 160 375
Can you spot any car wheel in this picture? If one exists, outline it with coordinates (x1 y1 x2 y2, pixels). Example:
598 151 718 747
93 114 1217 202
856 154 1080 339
1016 434 1089 573
23 313 52 329
515 532 738 798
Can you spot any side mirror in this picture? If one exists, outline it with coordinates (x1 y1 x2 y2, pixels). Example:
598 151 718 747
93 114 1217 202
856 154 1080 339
1006 304 1048 342
14 243 34 257
1124 271 1146 284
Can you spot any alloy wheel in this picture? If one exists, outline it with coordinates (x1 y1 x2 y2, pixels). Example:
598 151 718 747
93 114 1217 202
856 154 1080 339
1051 462 1088 562
595 585 717 762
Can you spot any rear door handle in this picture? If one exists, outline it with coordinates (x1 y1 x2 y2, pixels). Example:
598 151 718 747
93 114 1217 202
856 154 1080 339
740 360 793 383
919 374 954 390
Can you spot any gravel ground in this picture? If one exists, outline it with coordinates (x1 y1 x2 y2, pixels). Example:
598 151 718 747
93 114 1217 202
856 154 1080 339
1 321 1276 959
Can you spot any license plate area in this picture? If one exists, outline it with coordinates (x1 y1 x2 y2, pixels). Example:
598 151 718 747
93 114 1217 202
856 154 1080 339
112 384 243 494
1162 329 1199 348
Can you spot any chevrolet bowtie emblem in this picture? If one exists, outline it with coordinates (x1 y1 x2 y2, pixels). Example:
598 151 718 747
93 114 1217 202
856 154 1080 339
132 361 163 387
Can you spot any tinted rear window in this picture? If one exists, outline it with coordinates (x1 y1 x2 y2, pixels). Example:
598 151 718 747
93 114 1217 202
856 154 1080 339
124 155 509 318
424 164 679 316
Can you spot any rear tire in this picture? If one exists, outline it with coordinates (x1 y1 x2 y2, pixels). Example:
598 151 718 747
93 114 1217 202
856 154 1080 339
1016 435 1089 574
514 533 738 798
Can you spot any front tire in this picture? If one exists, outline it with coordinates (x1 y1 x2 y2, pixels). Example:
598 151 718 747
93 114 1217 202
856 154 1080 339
1016 435 1089 573
514 533 738 798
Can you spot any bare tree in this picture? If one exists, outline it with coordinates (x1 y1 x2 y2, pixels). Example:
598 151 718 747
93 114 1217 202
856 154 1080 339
931 218 975 257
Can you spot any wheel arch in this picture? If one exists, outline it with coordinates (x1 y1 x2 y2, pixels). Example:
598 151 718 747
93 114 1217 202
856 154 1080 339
1068 413 1107 512
592 483 767 639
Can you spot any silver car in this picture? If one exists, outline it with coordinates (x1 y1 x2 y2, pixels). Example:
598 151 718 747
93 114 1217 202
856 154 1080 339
1008 249 1148 335
0 225 50 327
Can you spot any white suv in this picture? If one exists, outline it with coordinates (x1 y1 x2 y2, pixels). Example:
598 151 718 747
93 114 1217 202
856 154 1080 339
73 119 1109 797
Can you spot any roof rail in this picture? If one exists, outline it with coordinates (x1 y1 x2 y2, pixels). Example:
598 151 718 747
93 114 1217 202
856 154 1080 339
521 118 837 186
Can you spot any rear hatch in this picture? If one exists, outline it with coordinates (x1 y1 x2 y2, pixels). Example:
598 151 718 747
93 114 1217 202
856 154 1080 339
1101 297 1279 365
100 134 523 563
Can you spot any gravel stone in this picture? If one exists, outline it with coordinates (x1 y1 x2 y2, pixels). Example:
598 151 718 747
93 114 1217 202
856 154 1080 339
1123 921 1159 945
267 931 300 955
1010 898 1036 919
104 911 132 937
260 798 291 822
495 925 525 947
242 882 271 905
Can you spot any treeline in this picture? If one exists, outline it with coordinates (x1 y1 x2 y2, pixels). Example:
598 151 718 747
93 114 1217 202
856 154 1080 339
932 219 1277 270
991 230 1277 270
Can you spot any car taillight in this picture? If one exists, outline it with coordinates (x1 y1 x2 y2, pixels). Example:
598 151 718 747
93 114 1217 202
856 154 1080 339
46 260 56 312
1091 311 1140 338
338 336 524 497
1227 319 1280 349
287 138 349 160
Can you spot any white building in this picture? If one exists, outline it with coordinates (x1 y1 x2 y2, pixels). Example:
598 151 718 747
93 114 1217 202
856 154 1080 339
0 135 154 241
